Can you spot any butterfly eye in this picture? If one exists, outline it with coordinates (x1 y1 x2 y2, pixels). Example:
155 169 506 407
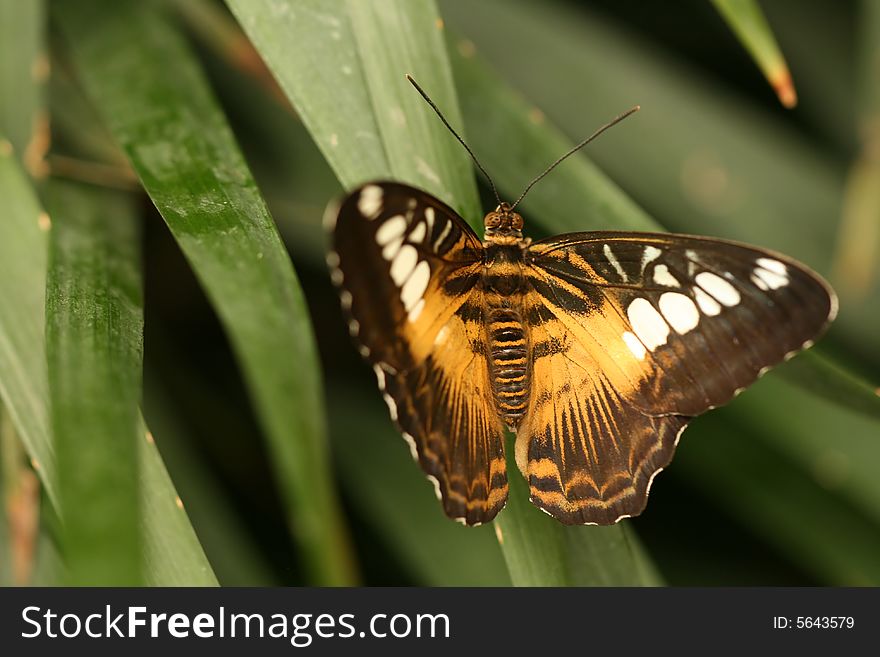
484 211 502 230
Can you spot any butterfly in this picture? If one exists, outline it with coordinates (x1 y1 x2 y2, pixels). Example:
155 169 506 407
325 81 837 527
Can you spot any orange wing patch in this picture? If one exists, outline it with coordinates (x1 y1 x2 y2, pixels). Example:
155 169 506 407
382 291 509 525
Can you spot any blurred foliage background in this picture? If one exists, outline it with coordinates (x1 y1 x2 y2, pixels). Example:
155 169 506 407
0 0 878 587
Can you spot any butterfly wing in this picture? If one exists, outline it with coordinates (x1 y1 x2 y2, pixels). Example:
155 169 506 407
519 232 836 524
328 182 507 525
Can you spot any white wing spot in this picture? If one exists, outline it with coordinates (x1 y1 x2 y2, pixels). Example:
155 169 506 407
627 298 669 351
756 257 787 275
622 331 647 360
340 290 352 309
375 215 407 246
640 245 662 273
695 271 740 306
427 474 443 501
382 236 404 261
434 219 452 249
409 222 427 243
751 273 769 291
652 264 680 287
693 287 721 316
752 265 788 290
390 245 418 285
401 261 430 310
382 393 398 421
357 185 383 219
603 244 628 281
684 249 700 276
424 206 435 232
659 292 700 334
402 432 419 461
330 269 343 285
325 251 340 268
373 365 386 389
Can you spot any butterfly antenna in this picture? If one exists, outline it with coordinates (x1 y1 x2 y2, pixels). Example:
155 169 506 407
406 74 503 208
509 105 640 211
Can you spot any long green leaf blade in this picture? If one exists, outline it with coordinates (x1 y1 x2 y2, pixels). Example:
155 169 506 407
46 180 143 585
143 378 275 586
226 0 481 223
0 142 217 585
0 0 45 168
0 141 54 505
139 417 219 586
55 0 355 585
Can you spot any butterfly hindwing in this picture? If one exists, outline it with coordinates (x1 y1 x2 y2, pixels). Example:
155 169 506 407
329 182 508 524
518 232 836 524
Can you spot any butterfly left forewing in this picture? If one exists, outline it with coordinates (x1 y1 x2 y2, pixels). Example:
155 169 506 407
518 232 836 524
329 182 507 525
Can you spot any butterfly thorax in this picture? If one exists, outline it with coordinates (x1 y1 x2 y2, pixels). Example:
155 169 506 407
482 215 531 429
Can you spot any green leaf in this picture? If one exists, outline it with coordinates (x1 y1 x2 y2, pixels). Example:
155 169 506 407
775 350 880 421
0 143 217 585
449 39 658 235
711 0 798 108
55 0 355 585
0 141 55 506
679 407 880 585
138 416 219 586
830 0 880 309
735 374 880 529
143 376 276 586
46 179 143 585
0 0 45 168
226 0 481 225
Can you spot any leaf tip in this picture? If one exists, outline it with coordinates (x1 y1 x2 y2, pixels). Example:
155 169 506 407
772 68 798 108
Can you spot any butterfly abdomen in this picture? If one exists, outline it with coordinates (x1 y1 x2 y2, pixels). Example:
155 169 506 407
488 309 530 428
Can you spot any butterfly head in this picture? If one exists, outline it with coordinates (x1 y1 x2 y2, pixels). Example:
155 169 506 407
484 202 524 244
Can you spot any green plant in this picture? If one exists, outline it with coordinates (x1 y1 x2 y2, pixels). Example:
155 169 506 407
0 0 877 587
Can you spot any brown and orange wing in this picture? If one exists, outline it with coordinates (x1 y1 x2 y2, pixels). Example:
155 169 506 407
328 182 507 525
519 231 836 525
